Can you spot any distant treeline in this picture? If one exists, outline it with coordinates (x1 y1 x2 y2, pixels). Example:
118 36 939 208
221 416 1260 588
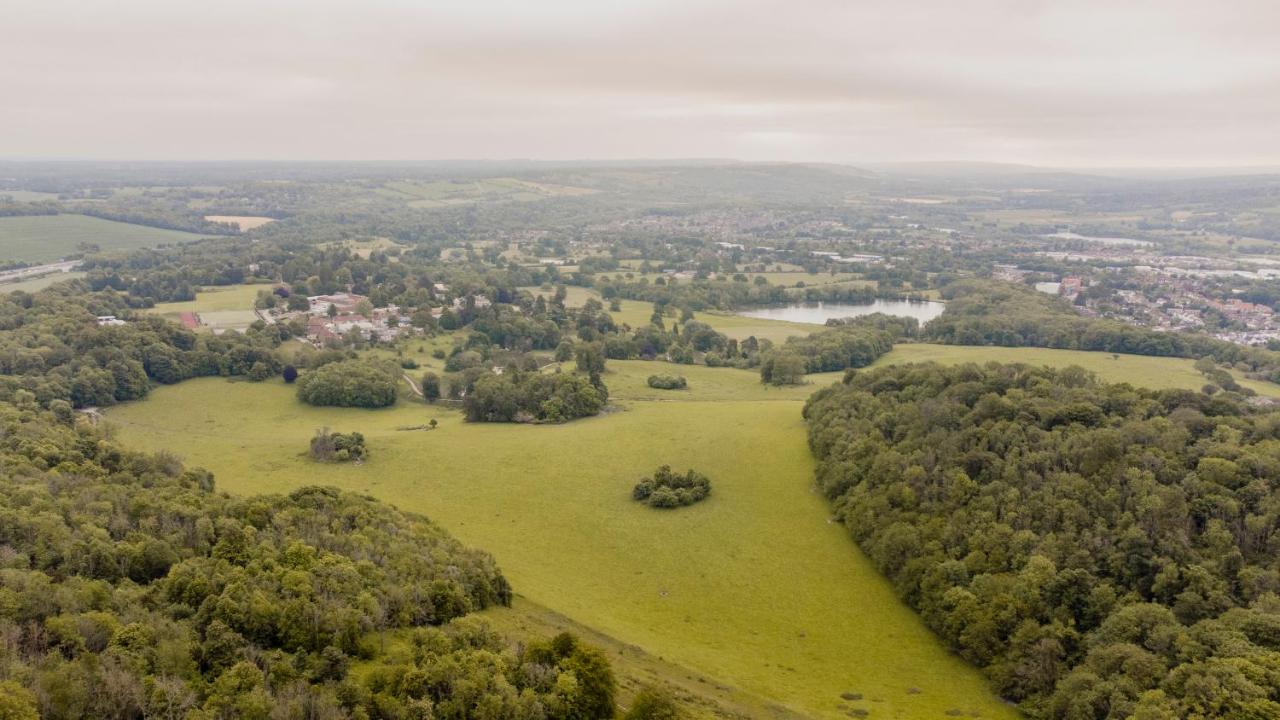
805 362 1280 718
0 284 285 408
926 281 1280 382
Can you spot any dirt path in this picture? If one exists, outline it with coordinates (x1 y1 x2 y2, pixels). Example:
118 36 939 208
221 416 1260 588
402 373 422 397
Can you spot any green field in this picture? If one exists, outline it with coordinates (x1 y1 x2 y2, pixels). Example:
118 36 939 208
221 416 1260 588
0 271 86 293
104 331 1277 718
108 361 1018 720
146 284 269 313
874 343 1280 397
0 214 207 263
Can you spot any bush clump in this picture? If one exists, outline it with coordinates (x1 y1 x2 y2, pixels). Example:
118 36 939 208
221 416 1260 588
309 427 368 462
296 359 398 407
646 374 687 390
632 465 711 508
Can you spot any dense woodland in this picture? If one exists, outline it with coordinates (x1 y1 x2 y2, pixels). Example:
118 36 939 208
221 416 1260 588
0 403 650 719
805 363 1280 718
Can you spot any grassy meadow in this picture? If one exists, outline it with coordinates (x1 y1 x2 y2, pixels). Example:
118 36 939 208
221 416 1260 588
102 304 1280 719
0 214 207 263
873 343 1280 397
108 363 1019 720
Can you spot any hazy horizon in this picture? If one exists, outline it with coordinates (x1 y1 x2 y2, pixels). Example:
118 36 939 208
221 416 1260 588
4 0 1278 167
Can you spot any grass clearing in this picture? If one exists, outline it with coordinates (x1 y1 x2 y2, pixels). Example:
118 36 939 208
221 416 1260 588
873 343 1280 397
0 214 207 263
107 366 1018 720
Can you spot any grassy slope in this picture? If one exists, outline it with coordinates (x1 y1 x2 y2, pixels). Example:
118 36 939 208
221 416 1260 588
0 214 205 263
875 343 1280 398
107 364 1018 720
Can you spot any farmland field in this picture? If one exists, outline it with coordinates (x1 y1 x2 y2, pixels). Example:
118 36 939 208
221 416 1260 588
108 362 1018 720
0 214 207 263
203 214 276 230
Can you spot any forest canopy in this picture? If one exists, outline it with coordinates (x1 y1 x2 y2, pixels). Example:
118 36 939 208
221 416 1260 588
804 362 1280 719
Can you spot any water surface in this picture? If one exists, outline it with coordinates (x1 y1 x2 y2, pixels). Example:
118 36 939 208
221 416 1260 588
737 299 946 325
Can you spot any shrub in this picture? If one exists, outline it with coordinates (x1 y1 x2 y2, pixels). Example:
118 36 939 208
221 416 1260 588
626 686 681 720
647 374 687 390
400 358 419 370
282 365 298 383
632 466 711 508
296 360 397 408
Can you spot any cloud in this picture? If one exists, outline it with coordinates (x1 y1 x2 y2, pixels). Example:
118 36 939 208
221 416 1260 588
2 0 1277 165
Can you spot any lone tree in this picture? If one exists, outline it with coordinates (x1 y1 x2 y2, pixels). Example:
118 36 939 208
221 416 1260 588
282 365 298 384
421 372 441 403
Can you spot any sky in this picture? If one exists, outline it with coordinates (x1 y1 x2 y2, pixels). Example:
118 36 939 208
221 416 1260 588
3 0 1278 167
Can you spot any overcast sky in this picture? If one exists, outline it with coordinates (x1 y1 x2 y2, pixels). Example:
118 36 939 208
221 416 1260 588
3 0 1278 166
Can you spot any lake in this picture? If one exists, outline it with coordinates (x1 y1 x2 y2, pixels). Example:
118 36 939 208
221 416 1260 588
736 299 947 325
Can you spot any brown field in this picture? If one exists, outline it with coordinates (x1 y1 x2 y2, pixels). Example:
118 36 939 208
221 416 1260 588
204 215 276 231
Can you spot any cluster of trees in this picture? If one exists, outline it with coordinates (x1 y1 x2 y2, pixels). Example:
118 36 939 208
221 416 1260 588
805 362 1280 718
463 370 608 423
309 428 368 462
928 281 1280 382
759 316 903 386
632 466 712 508
296 360 399 408
0 284 283 409
646 374 687 390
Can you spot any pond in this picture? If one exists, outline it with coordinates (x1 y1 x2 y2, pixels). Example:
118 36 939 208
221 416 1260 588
736 299 947 325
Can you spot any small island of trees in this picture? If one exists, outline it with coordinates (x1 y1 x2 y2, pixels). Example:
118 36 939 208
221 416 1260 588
647 374 687 390
296 359 398 408
632 466 711 508
309 427 368 462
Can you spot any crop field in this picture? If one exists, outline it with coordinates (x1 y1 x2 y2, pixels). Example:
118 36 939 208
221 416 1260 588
0 214 207 263
107 362 1018 720
203 214 276 231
